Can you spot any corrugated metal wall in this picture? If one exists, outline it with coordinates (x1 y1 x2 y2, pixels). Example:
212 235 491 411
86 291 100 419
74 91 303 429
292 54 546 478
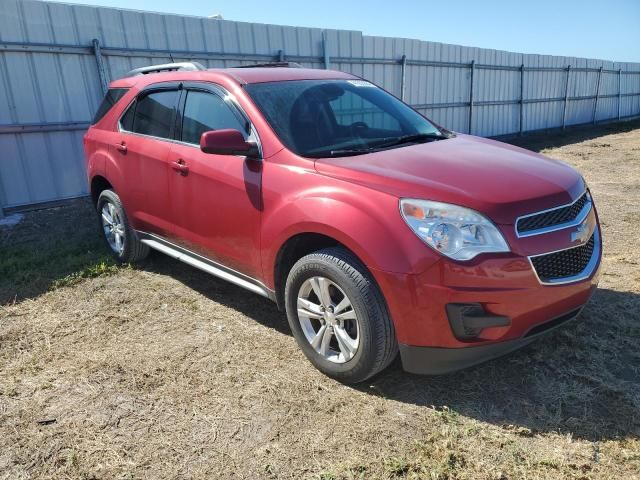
1 0 639 213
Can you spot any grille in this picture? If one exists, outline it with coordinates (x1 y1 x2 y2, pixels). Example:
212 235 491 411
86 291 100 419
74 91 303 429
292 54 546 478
517 192 589 235
531 233 595 282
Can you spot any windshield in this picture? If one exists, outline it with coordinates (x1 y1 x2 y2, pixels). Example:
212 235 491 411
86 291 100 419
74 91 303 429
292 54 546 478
245 79 448 157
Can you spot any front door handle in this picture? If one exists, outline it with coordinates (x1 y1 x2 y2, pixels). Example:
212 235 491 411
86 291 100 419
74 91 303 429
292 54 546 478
115 141 127 153
172 159 189 176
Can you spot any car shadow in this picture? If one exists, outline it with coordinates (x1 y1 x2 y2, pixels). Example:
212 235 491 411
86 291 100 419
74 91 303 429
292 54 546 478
364 288 639 442
142 253 639 442
140 250 291 336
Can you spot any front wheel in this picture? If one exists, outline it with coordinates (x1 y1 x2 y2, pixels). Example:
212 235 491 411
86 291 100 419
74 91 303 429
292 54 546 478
284 247 397 383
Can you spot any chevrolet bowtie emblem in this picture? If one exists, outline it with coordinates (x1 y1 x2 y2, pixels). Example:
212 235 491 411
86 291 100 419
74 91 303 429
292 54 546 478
571 221 590 244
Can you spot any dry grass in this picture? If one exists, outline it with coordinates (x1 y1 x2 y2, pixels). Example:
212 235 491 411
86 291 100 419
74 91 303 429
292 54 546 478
1 121 640 479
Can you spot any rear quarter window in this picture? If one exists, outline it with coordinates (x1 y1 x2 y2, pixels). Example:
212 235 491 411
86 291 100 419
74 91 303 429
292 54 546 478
92 88 129 124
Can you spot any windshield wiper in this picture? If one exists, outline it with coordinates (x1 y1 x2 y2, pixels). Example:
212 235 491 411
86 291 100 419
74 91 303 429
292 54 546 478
371 132 448 150
307 148 374 158
306 132 454 158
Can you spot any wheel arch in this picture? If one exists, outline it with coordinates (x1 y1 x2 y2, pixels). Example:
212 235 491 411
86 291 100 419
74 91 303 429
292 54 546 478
90 175 114 205
272 229 388 312
274 232 342 310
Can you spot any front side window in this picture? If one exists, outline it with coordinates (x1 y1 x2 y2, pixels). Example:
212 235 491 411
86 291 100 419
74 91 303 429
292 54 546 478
245 79 446 157
123 90 180 139
181 90 247 145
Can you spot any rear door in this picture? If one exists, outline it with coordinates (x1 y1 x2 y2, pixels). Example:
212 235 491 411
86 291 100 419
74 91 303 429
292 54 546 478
166 85 263 279
113 87 181 236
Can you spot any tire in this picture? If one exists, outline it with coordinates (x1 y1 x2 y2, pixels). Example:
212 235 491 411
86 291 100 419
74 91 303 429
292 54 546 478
284 247 397 383
96 189 149 263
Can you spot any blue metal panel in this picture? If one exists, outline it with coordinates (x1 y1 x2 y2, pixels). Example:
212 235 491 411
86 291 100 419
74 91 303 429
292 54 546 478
0 0 639 211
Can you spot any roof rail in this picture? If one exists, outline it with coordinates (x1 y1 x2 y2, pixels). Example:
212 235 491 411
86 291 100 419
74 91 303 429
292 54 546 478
125 62 206 77
234 62 303 69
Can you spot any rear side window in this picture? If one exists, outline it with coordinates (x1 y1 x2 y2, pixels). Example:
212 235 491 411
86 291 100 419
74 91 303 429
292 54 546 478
92 88 128 124
123 90 180 139
181 90 247 145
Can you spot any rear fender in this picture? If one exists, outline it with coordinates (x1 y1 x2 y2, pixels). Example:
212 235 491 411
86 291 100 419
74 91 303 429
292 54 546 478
85 147 108 184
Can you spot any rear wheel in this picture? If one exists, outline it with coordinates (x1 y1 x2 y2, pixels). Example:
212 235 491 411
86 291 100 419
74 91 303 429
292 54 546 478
96 189 149 263
284 247 397 383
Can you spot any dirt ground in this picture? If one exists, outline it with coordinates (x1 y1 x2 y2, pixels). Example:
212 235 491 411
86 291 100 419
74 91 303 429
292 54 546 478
1 120 639 479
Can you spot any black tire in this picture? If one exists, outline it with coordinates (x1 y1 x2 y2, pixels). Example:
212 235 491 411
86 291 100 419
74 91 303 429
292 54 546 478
284 247 397 384
96 189 149 263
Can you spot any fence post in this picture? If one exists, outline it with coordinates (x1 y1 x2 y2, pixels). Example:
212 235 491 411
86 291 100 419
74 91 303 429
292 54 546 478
519 64 525 135
0 148 5 217
468 60 475 134
322 31 330 69
618 68 622 121
92 38 109 95
0 158 4 218
592 65 603 124
562 65 571 129
400 54 407 101
278 49 285 62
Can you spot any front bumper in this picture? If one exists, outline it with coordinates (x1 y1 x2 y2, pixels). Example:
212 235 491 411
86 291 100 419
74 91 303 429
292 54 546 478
370 227 601 375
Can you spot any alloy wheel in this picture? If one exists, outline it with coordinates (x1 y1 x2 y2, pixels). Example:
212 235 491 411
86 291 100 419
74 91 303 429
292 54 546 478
297 276 360 363
101 201 125 254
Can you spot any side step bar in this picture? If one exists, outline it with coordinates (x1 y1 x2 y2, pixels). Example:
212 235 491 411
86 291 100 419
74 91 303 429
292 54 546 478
138 232 275 301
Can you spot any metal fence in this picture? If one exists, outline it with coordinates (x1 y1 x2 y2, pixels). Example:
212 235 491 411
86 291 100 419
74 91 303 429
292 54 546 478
1 0 640 216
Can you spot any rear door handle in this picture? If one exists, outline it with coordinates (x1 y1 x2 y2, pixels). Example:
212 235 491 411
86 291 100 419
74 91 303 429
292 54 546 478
172 159 189 176
115 142 127 153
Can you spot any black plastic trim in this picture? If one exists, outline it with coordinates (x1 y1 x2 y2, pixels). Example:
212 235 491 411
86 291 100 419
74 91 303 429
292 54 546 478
399 307 583 375
446 303 511 341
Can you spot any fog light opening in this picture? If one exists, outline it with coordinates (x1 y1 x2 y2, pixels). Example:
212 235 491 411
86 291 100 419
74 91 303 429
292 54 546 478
446 303 511 341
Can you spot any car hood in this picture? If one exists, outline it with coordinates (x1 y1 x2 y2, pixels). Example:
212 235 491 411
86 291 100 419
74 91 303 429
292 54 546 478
313 134 584 224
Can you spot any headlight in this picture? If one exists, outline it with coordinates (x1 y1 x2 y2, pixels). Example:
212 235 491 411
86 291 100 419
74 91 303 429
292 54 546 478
400 199 510 261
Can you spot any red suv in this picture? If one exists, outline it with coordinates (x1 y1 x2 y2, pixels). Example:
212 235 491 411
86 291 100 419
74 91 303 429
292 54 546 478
84 62 601 383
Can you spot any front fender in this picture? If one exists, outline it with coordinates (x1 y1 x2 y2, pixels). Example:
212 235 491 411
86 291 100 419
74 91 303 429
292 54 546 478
261 177 439 288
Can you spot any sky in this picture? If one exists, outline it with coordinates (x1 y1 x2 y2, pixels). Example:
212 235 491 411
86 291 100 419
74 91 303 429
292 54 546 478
51 0 640 62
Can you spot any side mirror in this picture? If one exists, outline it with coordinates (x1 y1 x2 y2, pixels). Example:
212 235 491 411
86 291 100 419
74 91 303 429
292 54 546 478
200 129 260 158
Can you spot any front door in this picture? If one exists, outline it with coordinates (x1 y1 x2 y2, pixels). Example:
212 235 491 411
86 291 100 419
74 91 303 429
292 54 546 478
167 87 263 279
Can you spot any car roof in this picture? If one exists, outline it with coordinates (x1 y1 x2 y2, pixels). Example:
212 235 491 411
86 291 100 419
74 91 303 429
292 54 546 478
223 67 357 84
109 67 358 89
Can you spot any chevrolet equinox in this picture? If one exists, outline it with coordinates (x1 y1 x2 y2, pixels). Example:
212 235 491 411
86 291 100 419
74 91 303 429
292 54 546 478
83 62 602 383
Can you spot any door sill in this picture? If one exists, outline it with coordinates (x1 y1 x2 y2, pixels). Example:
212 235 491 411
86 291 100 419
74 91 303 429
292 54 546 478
137 231 275 301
